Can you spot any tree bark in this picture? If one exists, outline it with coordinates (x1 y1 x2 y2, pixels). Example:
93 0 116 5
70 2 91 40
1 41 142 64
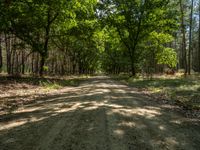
188 0 194 75
36 53 40 75
31 53 34 74
179 0 188 75
39 54 46 76
130 59 136 76
21 50 25 74
39 19 49 76
199 1 200 72
5 33 12 75
11 36 16 75
39 8 58 76
0 34 3 72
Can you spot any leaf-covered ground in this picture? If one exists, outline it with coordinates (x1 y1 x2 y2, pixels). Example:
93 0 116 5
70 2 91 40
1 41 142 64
0 76 84 115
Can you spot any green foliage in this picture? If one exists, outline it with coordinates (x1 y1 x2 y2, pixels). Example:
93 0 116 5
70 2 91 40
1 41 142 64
141 31 177 68
40 81 61 90
156 48 177 68
149 31 174 44
43 66 49 72
114 75 200 110
99 0 178 75
0 0 179 75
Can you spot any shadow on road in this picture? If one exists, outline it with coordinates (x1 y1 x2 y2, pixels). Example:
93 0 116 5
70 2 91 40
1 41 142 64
0 77 200 150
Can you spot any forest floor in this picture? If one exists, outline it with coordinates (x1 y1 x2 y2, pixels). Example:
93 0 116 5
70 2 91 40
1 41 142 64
113 74 200 116
0 76 200 150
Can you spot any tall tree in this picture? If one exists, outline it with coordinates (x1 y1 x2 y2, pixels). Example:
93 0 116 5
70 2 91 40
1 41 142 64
0 0 181 76
188 0 194 75
100 0 177 76
199 0 200 72
0 34 2 72
179 0 188 75
5 0 76 76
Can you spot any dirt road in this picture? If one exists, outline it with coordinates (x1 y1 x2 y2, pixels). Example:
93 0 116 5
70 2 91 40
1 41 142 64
0 76 200 150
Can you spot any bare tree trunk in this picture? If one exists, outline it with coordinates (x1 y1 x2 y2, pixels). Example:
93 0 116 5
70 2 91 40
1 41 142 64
21 50 25 74
61 54 66 75
31 53 34 74
5 33 12 75
11 36 16 75
174 34 179 70
16 52 19 75
35 53 39 75
0 34 3 72
199 1 200 72
51 57 54 75
11 47 16 75
39 54 46 76
180 0 188 75
188 0 194 75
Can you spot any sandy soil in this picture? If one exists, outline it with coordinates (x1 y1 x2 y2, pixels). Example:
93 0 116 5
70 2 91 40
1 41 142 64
0 76 200 150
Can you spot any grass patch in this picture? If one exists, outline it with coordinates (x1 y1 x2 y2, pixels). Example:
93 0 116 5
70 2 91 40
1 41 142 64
113 75 200 110
39 81 62 90
0 75 85 89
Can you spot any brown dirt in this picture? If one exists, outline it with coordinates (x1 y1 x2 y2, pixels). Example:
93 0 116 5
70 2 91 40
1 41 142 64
0 76 200 150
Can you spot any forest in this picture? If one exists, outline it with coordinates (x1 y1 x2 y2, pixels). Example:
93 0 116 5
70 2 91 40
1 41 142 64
0 0 199 76
0 0 200 150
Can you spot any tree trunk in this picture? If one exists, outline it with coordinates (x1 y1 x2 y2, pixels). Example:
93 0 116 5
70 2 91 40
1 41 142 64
188 0 194 75
16 52 19 75
31 53 34 74
5 33 11 75
199 1 200 72
51 57 55 75
39 54 46 76
11 46 16 75
72 61 76 75
39 27 49 76
11 36 16 75
79 61 82 75
39 8 53 76
55 55 58 74
38 8 58 76
179 0 187 75
0 34 3 72
21 50 25 74
130 59 136 76
35 53 39 75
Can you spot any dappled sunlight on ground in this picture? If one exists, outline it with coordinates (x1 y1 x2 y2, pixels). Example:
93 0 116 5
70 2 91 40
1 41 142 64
109 106 161 119
0 76 200 150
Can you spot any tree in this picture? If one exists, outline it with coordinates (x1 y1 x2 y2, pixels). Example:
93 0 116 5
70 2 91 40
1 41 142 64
199 0 200 71
99 0 177 76
179 0 188 75
0 34 2 72
0 0 188 76
5 0 76 76
50 0 100 75
188 0 194 75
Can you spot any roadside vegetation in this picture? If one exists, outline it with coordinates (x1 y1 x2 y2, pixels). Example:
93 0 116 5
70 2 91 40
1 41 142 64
112 73 200 113
0 75 85 115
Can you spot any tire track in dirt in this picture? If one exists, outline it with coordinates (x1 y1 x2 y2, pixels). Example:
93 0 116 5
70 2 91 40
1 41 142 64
36 118 69 150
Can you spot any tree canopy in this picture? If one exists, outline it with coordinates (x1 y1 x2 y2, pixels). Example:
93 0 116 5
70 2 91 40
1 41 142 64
0 0 199 76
